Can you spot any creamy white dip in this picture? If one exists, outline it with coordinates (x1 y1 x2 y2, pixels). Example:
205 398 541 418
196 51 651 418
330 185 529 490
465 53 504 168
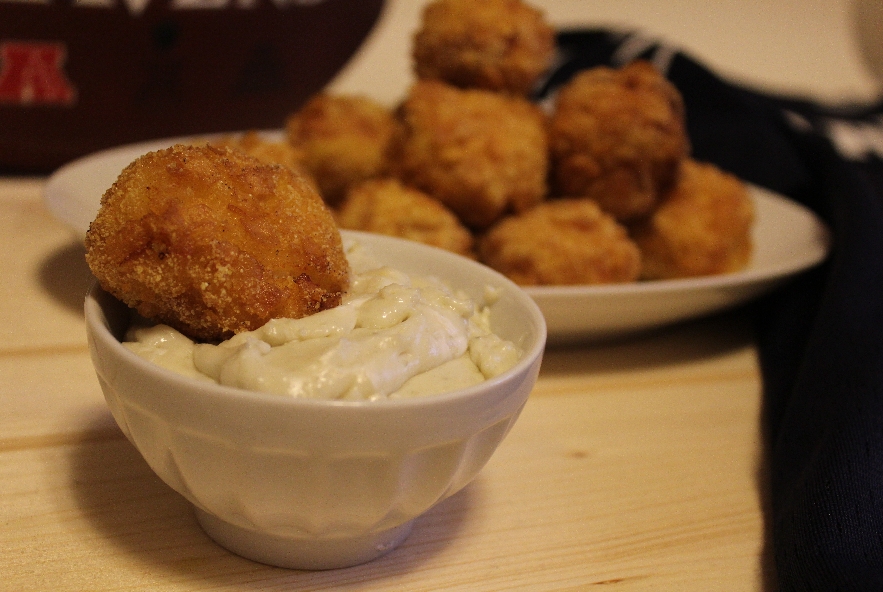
123 242 522 401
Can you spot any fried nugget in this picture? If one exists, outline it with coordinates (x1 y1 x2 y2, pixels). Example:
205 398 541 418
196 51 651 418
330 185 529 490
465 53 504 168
478 198 641 285
395 80 548 229
285 93 398 206
209 131 305 172
412 0 555 96
337 178 474 257
549 61 690 222
207 131 320 194
85 144 349 342
630 159 754 280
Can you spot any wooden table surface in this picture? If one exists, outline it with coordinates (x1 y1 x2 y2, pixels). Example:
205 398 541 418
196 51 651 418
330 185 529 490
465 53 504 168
1 1 877 590
2 176 771 590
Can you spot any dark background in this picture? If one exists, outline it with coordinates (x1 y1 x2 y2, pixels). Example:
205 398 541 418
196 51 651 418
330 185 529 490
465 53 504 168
0 0 384 173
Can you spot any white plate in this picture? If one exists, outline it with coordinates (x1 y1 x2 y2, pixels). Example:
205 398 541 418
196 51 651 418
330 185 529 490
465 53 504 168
45 136 830 345
44 132 282 240
526 186 830 344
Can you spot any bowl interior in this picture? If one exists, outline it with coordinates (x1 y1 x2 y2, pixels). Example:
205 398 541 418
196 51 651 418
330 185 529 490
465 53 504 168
341 230 546 351
86 229 547 409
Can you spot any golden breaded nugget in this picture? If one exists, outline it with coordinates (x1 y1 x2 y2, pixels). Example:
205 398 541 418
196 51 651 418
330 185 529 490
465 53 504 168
285 93 398 206
337 178 474 257
208 131 319 193
478 198 641 285
630 159 754 279
85 144 349 342
413 0 555 96
549 61 690 221
210 131 305 172
395 80 548 229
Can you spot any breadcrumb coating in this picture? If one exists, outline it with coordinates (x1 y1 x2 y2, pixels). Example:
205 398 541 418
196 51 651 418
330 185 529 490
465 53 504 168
395 80 548 229
630 159 754 279
478 198 641 285
336 178 475 257
85 144 349 341
413 0 555 96
285 93 398 205
209 131 307 175
549 61 690 221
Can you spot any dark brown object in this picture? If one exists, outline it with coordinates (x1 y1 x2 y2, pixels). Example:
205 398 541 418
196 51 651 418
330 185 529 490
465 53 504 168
0 0 384 173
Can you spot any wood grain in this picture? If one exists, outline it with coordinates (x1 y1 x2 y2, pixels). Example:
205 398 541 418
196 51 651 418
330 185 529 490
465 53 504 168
0 176 773 590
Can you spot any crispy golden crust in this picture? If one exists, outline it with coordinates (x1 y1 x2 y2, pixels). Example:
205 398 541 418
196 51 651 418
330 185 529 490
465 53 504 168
549 61 690 221
210 131 308 174
412 0 555 96
630 159 754 280
336 178 475 257
395 80 548 229
478 198 641 285
85 144 349 342
285 93 398 206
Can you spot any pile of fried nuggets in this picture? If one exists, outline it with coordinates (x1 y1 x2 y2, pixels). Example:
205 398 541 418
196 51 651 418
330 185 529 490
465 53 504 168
245 0 753 285
85 0 754 342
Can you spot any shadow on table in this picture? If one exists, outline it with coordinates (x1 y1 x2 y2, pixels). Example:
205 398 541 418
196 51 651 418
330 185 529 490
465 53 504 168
39 240 94 316
68 410 479 587
539 306 758 378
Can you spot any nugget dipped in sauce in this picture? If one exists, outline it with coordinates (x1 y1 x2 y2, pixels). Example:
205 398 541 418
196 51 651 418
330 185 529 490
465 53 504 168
85 144 349 342
630 159 754 279
412 0 555 96
337 178 475 257
478 198 641 285
285 93 398 206
549 61 690 222
395 80 548 229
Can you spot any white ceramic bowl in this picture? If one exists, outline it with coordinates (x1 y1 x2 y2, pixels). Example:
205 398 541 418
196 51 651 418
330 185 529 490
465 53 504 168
85 231 546 570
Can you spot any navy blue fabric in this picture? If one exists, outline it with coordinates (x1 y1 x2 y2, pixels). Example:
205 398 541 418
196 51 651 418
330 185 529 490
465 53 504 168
538 30 883 591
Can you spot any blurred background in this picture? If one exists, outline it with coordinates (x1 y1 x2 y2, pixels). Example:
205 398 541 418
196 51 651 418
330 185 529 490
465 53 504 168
1 0 881 173
331 0 882 104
